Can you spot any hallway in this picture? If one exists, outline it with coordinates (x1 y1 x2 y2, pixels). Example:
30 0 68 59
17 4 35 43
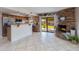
0 32 79 51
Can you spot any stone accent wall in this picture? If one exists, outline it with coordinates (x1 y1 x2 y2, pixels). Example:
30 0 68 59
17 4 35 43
57 8 75 31
56 8 76 39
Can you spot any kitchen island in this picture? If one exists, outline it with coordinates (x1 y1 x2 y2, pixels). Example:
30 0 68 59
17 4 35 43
7 24 32 42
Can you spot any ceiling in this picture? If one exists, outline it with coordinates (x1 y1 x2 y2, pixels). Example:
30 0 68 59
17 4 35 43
0 7 28 16
6 7 68 14
24 7 68 13
0 7 68 16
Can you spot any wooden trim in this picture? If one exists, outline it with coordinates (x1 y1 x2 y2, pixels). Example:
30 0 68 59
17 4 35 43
46 17 48 32
2 13 29 20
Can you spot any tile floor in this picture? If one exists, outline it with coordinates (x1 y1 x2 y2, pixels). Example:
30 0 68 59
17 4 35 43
0 32 79 51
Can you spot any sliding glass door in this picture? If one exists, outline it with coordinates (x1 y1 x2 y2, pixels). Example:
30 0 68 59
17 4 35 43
41 17 55 32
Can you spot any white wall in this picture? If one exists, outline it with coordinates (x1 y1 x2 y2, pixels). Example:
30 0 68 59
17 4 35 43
75 8 79 36
39 16 42 32
53 14 59 27
0 13 2 37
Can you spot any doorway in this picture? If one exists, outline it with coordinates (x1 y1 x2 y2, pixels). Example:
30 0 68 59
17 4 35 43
41 17 55 32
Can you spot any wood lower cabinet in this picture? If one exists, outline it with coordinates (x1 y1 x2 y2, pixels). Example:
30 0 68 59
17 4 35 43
7 27 11 41
2 25 8 36
32 16 40 32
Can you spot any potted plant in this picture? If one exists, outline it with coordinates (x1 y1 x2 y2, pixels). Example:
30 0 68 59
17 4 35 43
68 35 79 44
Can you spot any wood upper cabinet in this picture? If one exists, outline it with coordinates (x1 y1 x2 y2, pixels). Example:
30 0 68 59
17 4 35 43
2 13 29 20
